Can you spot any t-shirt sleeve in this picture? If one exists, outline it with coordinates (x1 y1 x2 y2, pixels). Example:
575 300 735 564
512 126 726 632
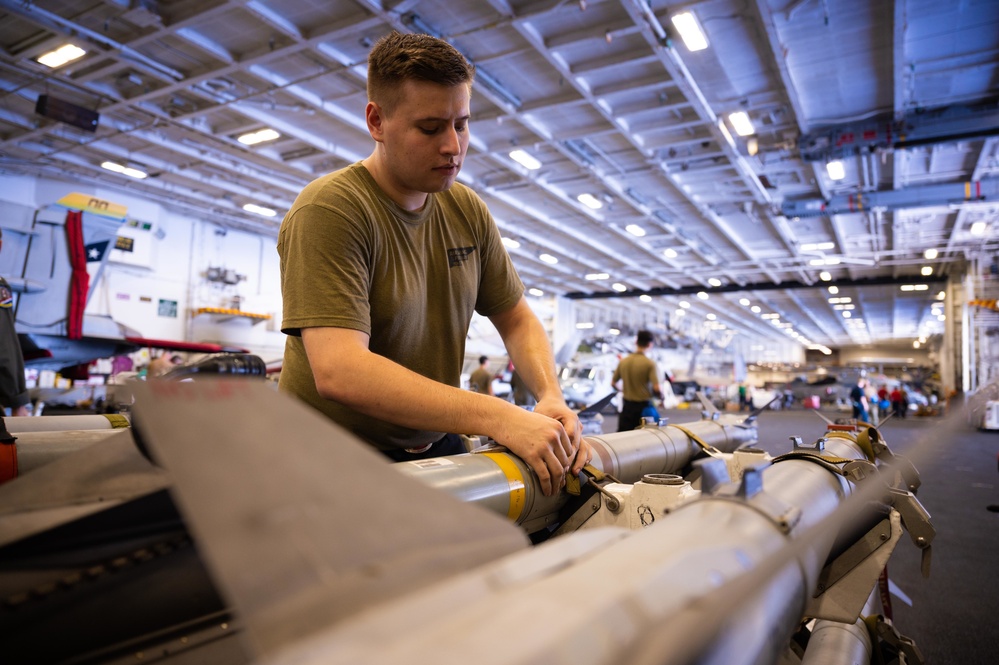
278 202 372 337
463 191 524 317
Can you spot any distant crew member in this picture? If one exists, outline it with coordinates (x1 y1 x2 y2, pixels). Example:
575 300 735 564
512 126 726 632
612 330 663 432
0 228 30 417
850 378 870 422
469 355 493 395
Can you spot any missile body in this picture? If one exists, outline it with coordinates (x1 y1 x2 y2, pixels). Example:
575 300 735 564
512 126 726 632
395 415 756 533
3 414 130 433
280 426 920 665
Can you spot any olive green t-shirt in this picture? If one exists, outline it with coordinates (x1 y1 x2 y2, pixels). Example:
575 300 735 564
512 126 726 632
277 163 523 451
612 352 659 402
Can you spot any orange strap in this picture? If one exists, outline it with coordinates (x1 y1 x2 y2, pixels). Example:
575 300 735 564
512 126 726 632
0 442 17 484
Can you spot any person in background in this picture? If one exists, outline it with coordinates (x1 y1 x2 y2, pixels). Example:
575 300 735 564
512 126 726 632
850 378 870 423
468 355 493 395
612 330 662 432
0 228 30 417
276 32 589 497
890 385 904 419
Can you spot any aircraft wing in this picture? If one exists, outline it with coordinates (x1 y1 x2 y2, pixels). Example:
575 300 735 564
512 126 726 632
129 379 529 660
124 336 250 354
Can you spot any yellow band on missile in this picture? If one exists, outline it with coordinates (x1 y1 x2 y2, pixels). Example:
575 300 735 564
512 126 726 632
103 414 131 429
482 452 526 522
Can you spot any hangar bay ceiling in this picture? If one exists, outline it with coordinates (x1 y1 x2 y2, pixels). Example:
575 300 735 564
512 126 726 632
0 0 997 357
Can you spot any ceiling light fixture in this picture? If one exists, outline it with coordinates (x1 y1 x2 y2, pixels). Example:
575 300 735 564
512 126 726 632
237 128 281 145
739 298 750 306
696 291 709 300
509 149 542 170
585 273 609 280
921 266 933 276
679 300 691 309
577 193 603 209
801 242 836 251
970 221 987 236
640 294 652 302
670 11 709 51
242 203 276 217
36 44 86 68
751 305 761 313
727 111 755 136
707 277 722 287
625 224 646 237
706 313 717 320
576 322 594 329
826 160 846 181
539 253 558 264
924 248 938 260
501 237 521 249
663 248 678 258
612 283 628 292
510 148 541 171
528 288 544 297
819 271 832 281
101 161 147 179
827 285 839 294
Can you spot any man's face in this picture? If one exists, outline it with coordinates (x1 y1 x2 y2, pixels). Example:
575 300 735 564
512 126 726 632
368 79 471 208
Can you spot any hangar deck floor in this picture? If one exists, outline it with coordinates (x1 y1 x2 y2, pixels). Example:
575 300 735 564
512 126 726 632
601 401 998 665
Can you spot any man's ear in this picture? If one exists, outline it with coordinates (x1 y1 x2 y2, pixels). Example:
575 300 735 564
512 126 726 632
365 101 385 142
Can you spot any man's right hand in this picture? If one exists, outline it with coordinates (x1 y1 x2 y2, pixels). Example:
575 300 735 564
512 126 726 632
493 409 573 497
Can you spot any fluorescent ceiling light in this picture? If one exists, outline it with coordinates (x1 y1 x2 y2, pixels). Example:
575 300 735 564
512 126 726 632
970 221 987 236
827 285 839 294
509 149 542 170
675 309 686 316
727 111 754 137
36 44 86 68
612 283 627 292
501 237 521 249
819 271 832 281
576 322 594 329
670 11 708 51
101 161 147 179
528 288 544 297
924 248 938 260
801 242 836 251
679 300 691 308
585 273 609 280
921 266 933 276
577 193 603 209
625 224 646 237
243 203 276 217
750 305 761 313
663 248 678 258
936 291 946 300
706 313 716 320
609 328 620 335
937 314 946 321
913 341 920 348
640 294 652 302
237 128 280 145
539 253 558 264
842 311 852 318
696 291 709 300
707 277 722 287
739 298 750 306
826 160 846 181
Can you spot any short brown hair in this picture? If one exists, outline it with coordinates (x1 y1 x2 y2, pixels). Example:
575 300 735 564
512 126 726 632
367 32 474 114
637 330 655 347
